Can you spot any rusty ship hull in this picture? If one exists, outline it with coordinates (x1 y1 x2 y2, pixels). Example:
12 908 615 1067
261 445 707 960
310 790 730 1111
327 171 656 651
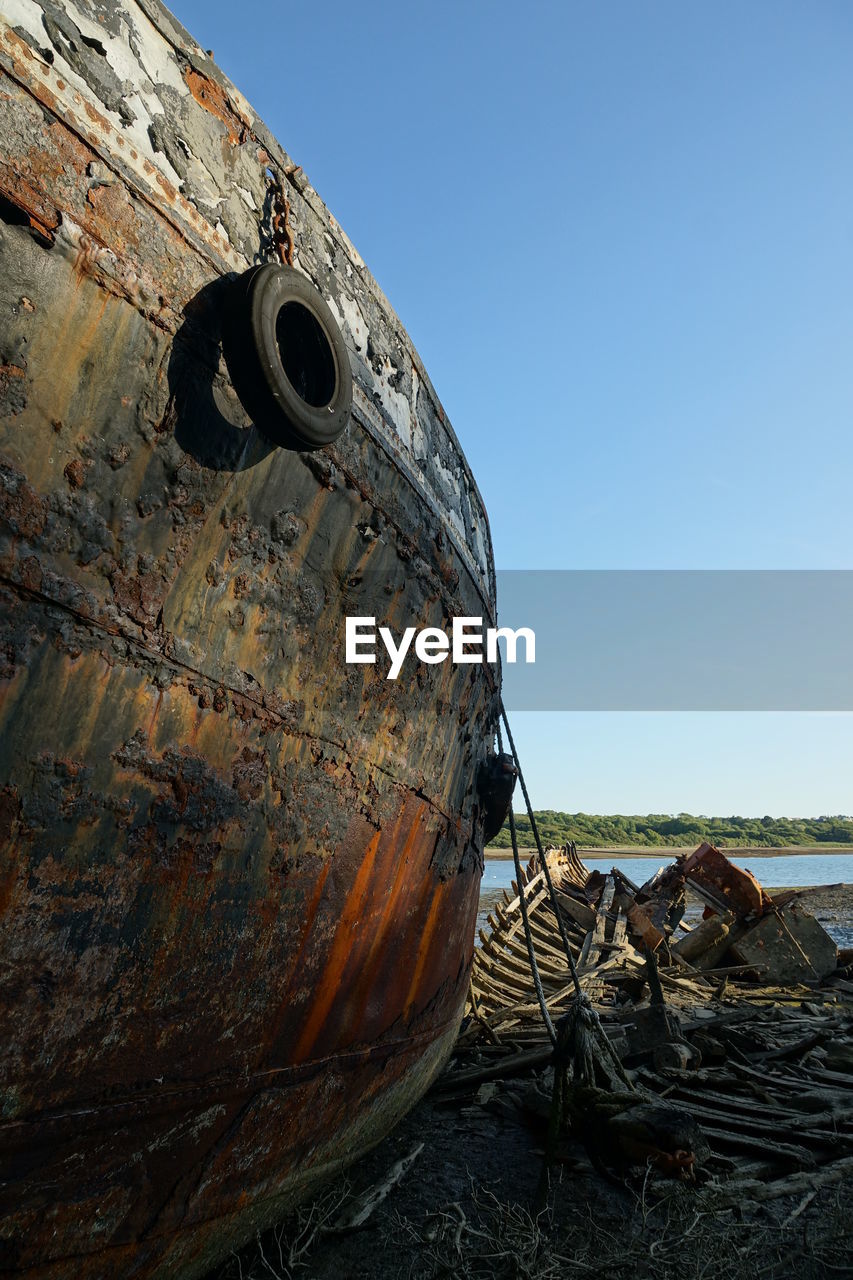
0 1 498 1275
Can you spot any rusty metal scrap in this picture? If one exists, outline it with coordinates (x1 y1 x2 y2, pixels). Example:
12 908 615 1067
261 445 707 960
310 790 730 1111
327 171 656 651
681 841 772 918
731 902 840 985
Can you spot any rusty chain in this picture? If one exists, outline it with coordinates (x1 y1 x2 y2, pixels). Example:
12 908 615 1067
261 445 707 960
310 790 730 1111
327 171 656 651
267 168 294 267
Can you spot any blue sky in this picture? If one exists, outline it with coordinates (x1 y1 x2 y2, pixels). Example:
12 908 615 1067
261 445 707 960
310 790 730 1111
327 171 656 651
170 0 852 815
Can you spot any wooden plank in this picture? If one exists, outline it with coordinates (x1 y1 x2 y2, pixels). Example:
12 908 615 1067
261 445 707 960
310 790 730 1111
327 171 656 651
495 868 546 917
551 887 596 932
701 1124 816 1165
577 928 595 970
661 1101 849 1147
433 1045 554 1094
470 962 531 1001
711 1156 853 1207
527 910 586 953
495 920 579 968
479 936 570 985
484 934 575 983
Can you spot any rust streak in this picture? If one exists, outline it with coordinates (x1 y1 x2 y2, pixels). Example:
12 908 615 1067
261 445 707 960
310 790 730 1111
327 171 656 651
290 830 382 1062
402 873 455 1018
334 810 426 1039
183 66 248 145
262 860 333 1061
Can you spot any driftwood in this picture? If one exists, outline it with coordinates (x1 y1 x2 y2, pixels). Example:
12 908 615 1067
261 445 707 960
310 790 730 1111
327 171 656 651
434 1047 554 1095
328 1144 424 1232
713 1154 853 1206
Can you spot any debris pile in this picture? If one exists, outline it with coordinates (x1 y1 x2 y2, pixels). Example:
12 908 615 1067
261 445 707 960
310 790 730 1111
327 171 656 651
632 841 838 985
446 843 853 1194
465 842 842 1041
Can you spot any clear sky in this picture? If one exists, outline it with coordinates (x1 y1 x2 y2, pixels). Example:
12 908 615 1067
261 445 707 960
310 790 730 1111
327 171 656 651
169 0 852 816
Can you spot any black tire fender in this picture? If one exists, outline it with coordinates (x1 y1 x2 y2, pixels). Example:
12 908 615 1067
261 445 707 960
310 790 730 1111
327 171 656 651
224 263 353 450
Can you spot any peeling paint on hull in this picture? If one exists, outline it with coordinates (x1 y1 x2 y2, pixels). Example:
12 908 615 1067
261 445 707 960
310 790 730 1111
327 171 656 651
0 2 498 1274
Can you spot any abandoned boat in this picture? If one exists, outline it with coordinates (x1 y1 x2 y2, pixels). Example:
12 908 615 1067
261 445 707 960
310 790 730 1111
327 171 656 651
0 1 503 1275
448 844 851 1199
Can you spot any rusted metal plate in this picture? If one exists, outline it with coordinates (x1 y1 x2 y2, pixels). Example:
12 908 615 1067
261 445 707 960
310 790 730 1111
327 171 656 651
729 904 838 985
681 842 771 919
625 901 666 951
0 2 500 1275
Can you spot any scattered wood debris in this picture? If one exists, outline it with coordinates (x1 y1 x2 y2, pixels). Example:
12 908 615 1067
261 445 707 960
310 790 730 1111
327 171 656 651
446 842 853 1201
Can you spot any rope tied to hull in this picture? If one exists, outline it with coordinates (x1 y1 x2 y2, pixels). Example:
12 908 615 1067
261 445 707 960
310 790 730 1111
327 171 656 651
499 702 580 994
497 698 635 1090
498 733 557 1046
497 699 639 1206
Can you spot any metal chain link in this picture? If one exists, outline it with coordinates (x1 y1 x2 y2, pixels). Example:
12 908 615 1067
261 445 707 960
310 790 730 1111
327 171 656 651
266 169 294 266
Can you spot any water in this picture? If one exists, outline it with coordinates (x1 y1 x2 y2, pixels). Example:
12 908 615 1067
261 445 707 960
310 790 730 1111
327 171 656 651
480 853 853 948
483 852 853 891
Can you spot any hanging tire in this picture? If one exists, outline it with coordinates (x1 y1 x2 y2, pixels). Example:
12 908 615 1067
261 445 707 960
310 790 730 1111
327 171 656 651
223 263 353 450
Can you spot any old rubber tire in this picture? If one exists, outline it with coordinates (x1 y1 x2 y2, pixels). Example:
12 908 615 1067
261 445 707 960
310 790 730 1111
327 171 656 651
224 263 352 450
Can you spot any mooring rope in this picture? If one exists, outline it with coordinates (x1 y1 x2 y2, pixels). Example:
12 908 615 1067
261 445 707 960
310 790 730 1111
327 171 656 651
498 699 636 1093
497 718 557 1046
499 700 581 996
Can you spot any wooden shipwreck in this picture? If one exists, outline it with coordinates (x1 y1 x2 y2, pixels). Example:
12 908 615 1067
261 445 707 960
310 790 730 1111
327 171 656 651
0 2 507 1275
450 844 852 1196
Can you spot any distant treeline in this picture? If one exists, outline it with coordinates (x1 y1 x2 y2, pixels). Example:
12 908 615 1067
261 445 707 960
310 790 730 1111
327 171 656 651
488 812 853 849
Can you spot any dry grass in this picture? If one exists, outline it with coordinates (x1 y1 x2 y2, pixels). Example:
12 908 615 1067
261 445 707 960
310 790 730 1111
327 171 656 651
390 1174 853 1280
393 1188 576 1279
213 1167 852 1280
216 1181 350 1280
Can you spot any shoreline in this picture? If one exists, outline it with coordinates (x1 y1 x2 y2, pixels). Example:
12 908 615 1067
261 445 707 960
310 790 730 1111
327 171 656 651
486 845 853 860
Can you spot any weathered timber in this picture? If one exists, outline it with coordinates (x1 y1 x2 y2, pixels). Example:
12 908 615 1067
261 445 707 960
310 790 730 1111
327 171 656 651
672 913 733 964
464 843 853 1202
